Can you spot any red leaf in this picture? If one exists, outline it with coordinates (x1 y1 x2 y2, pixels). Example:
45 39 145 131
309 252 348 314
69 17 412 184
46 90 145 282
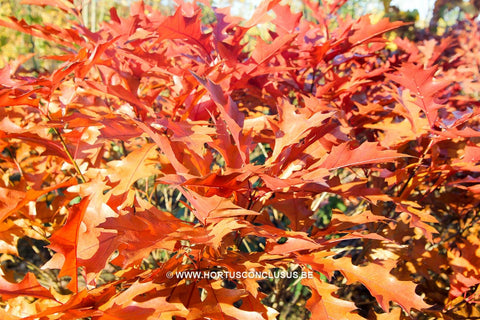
248 33 297 74
20 0 78 16
101 280 183 318
0 17 85 49
272 4 302 36
317 141 406 170
348 16 408 46
6 133 68 160
191 72 248 166
45 196 90 292
269 101 333 164
0 89 40 108
132 119 190 175
0 178 77 223
386 63 449 127
180 189 259 224
153 6 212 57
243 0 281 28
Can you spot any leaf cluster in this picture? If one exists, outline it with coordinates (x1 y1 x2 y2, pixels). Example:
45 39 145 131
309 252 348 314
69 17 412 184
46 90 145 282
0 1 479 319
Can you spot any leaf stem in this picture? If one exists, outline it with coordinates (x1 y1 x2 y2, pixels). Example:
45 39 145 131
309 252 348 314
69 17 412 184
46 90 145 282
52 127 86 183
397 138 435 198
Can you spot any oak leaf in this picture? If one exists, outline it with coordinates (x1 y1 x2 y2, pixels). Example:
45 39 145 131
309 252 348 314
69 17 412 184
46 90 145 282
333 257 431 313
0 273 54 300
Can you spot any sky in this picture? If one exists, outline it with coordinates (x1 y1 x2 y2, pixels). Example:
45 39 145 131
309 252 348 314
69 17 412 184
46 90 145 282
391 0 435 21
213 0 437 23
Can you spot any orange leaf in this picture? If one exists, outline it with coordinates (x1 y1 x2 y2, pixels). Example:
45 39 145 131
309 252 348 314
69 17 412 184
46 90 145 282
303 276 363 320
333 258 431 313
0 272 54 300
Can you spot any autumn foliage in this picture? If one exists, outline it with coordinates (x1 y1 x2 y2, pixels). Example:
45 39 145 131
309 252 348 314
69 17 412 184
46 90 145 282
0 0 480 319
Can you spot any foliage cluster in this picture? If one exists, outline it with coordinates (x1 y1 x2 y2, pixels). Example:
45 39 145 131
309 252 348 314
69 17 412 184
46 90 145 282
0 0 480 319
